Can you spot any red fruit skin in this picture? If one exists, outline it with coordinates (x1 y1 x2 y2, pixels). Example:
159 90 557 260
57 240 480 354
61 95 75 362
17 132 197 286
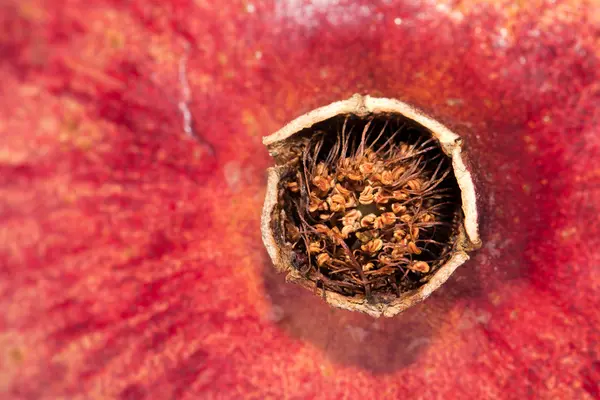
0 0 599 399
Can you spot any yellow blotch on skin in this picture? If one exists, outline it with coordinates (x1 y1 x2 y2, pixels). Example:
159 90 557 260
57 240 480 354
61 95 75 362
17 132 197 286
105 29 126 49
523 134 537 153
489 292 503 306
241 109 259 137
510 309 519 320
18 0 47 21
560 227 577 241
58 99 104 151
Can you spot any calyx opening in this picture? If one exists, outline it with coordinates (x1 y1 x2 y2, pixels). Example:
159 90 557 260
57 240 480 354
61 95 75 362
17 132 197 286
277 113 463 299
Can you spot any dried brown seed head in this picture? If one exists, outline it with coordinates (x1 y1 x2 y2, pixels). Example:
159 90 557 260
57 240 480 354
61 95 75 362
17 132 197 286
315 162 329 176
406 179 422 191
392 190 408 201
392 165 406 180
391 246 406 258
342 209 362 226
407 241 422 255
309 194 323 213
399 214 413 223
359 186 375 205
308 241 323 253
314 224 330 235
399 143 410 155
341 224 357 238
316 253 331 266
379 170 394 185
346 172 363 181
391 203 407 214
331 227 343 240
344 195 357 208
327 194 346 213
364 149 377 162
359 162 375 175
379 212 396 226
408 261 430 273
411 226 420 240
378 254 393 264
334 183 352 196
373 189 389 204
361 238 383 254
373 212 396 229
360 213 377 228
362 262 375 272
421 213 435 222
393 229 407 241
356 230 375 243
312 176 331 193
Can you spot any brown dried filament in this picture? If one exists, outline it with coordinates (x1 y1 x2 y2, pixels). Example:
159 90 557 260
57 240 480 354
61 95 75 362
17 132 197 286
278 115 462 298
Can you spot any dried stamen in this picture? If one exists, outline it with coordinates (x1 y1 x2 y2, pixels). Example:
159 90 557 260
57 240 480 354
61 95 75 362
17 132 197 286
277 114 463 298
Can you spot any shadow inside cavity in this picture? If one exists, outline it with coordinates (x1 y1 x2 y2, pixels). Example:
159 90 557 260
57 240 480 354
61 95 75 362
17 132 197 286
262 255 482 374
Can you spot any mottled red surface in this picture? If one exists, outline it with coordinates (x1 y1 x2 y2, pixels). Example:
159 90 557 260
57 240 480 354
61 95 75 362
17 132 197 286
1 0 599 398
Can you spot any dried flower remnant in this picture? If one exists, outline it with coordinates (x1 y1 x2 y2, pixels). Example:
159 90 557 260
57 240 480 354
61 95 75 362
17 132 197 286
262 95 481 317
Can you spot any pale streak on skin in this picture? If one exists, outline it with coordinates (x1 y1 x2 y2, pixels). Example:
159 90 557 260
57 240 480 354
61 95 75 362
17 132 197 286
178 41 194 139
177 41 214 154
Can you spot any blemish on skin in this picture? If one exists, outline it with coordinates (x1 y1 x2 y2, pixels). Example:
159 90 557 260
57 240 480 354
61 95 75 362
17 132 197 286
265 304 285 322
19 84 41 97
394 17 402 25
17 2 46 21
406 337 431 352
560 227 577 241
524 135 537 153
458 309 491 330
105 29 125 49
241 109 259 137
489 292 502 306
319 363 333 377
346 325 368 342
494 28 509 48
476 310 492 325
224 161 242 192
446 98 464 107
246 3 256 13
9 347 24 363
435 3 449 13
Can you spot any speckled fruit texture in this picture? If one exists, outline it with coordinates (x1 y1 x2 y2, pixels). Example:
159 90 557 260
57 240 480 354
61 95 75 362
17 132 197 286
0 0 599 399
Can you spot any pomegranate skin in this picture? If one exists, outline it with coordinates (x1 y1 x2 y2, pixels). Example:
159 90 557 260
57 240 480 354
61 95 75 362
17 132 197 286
0 0 599 399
